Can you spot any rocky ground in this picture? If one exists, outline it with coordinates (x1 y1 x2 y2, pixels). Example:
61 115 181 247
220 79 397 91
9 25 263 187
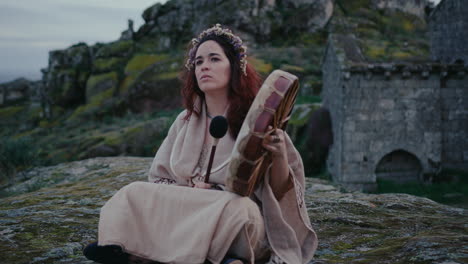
0 157 466 264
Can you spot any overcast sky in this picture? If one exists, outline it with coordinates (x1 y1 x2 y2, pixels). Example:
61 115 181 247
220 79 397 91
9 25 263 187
0 0 167 83
0 0 441 83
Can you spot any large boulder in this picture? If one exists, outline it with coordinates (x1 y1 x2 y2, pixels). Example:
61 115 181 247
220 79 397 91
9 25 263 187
137 0 333 43
0 157 465 263
0 78 35 106
371 0 431 18
41 43 91 108
0 78 43 130
124 55 183 113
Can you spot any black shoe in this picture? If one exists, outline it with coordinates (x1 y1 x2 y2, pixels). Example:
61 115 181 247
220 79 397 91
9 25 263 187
221 257 245 264
83 241 129 264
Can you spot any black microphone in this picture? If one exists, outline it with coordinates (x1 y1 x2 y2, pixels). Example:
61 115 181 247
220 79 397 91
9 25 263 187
205 116 228 183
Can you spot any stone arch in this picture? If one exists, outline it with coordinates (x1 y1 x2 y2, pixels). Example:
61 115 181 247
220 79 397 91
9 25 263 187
374 149 423 183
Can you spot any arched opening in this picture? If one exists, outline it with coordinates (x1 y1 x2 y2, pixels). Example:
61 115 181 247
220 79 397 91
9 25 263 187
375 150 422 183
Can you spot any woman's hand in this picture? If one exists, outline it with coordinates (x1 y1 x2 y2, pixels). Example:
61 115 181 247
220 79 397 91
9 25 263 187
262 126 287 160
262 126 292 200
193 182 212 189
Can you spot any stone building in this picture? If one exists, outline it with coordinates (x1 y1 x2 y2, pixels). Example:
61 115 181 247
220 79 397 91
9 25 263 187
322 32 467 191
428 0 468 64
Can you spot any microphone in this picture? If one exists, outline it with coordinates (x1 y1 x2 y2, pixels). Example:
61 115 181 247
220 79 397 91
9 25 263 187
204 116 228 183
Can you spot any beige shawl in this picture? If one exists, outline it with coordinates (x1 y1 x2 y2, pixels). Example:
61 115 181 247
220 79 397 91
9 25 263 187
148 105 318 263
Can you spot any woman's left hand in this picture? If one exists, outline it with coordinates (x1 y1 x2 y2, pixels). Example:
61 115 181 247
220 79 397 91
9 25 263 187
262 126 287 160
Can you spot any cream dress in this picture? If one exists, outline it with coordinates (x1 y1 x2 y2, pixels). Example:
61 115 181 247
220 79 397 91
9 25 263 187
98 105 317 264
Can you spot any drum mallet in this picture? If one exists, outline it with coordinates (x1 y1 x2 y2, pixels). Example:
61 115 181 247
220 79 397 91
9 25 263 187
205 116 228 183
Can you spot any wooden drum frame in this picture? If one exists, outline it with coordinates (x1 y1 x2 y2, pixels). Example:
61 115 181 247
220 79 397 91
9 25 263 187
226 70 299 196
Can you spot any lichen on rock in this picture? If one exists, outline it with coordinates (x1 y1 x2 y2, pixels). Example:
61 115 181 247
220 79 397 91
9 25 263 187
0 157 466 263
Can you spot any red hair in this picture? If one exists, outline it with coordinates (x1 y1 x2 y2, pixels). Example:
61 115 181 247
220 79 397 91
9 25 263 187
181 36 262 139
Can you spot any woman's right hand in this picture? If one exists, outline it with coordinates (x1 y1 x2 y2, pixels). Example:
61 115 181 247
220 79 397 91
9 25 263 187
193 182 212 189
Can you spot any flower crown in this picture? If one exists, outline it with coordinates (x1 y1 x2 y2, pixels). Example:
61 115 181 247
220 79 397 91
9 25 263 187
185 24 248 76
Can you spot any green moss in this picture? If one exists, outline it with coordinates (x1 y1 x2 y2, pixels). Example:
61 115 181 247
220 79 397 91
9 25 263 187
374 171 468 208
86 72 118 91
78 71 90 84
402 20 415 32
356 26 381 38
364 45 386 59
333 241 354 251
280 64 305 73
86 72 118 98
289 103 321 126
135 38 161 53
295 95 322 104
61 79 74 96
154 71 179 80
250 57 273 75
93 57 126 72
102 132 124 146
125 53 168 74
0 105 25 119
95 40 134 58
68 88 115 121
119 74 137 95
297 31 328 46
336 0 372 14
392 51 414 59
39 120 53 128
362 237 409 257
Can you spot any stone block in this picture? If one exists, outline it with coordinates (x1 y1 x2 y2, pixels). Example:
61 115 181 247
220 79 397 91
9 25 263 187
343 120 355 132
448 109 468 120
444 151 462 162
355 113 369 121
378 99 395 109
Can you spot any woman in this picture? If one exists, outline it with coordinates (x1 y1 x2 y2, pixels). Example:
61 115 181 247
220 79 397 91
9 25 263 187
84 24 317 264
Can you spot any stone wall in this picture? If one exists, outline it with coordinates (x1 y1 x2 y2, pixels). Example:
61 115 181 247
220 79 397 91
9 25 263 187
340 71 441 190
441 75 468 170
323 58 468 190
321 39 344 183
429 0 468 64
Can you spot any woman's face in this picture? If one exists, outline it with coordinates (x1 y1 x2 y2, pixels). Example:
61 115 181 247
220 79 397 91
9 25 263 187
194 40 231 95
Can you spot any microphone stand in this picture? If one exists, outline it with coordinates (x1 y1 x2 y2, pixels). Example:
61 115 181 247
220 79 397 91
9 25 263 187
204 138 219 183
204 116 228 184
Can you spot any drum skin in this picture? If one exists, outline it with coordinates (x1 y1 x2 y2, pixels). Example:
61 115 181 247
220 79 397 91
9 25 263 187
226 70 299 196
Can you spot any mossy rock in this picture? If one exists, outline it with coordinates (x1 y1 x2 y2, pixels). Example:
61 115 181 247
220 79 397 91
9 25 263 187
125 53 169 75
332 4 430 63
0 105 25 120
95 117 172 157
289 103 321 127
64 43 91 70
249 57 273 76
68 88 116 121
119 53 169 95
95 40 134 58
125 57 183 112
1 158 465 263
93 57 128 73
134 37 169 53
335 0 372 14
45 68 88 107
280 64 306 74
364 45 387 60
85 72 118 101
